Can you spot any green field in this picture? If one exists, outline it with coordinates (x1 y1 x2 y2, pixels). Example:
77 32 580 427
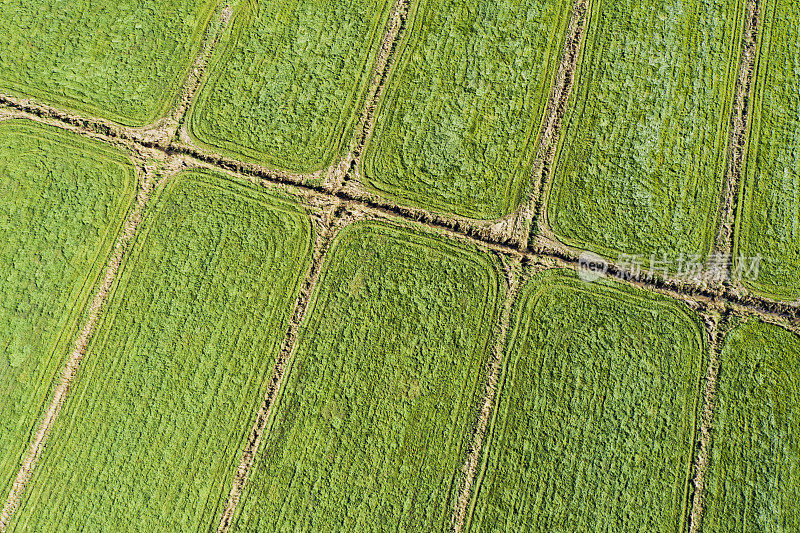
705 320 800 531
231 221 502 531
0 0 218 126
8 171 313 531
734 0 800 300
0 120 135 498
548 0 744 260
468 271 704 531
189 0 392 172
362 0 571 219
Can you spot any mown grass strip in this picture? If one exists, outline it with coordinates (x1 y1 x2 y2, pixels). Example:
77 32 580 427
189 0 394 172
362 0 572 220
734 0 800 300
705 320 800 530
548 0 745 261
468 270 705 531
0 0 219 126
229 220 502 531
7 171 313 531
0 120 135 503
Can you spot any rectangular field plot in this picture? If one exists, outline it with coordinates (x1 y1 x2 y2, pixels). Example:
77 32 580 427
231 221 502 530
189 0 393 172
705 321 800 530
363 0 571 219
469 271 705 531
0 120 135 498
735 0 800 300
0 0 218 126
9 171 313 531
548 0 744 260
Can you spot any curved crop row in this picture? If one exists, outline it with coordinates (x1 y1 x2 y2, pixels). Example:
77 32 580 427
230 221 503 531
363 0 571 220
189 0 393 172
468 270 705 531
7 171 313 531
0 120 135 498
0 0 219 126
548 0 744 261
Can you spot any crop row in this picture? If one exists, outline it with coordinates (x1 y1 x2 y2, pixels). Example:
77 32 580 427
0 0 797 298
0 120 795 529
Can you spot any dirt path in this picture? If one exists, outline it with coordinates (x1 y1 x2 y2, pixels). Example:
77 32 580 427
148 3 235 147
452 258 521 533
687 309 727 533
713 0 760 265
215 202 345 532
329 0 410 191
527 0 589 241
0 166 162 532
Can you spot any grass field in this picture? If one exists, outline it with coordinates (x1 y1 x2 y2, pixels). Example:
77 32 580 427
8 171 313 531
230 221 502 531
189 0 392 172
0 0 218 126
468 271 705 531
0 120 135 499
705 320 800 530
548 0 744 260
734 0 800 300
362 0 571 219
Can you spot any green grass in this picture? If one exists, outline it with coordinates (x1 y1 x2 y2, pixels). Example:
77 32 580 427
548 0 744 261
9 171 313 531
705 320 800 531
231 221 502 531
189 0 393 172
0 120 135 499
734 0 800 300
362 0 571 219
0 0 218 126
468 270 705 531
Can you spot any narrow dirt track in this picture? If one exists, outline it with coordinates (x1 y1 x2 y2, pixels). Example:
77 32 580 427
216 203 345 532
452 259 521 533
528 0 589 239
688 310 727 533
332 0 410 190
0 168 160 532
713 0 760 262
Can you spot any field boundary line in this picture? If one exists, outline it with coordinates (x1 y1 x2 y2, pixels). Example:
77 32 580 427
712 0 760 269
687 309 728 533
215 202 345 532
154 2 235 147
1 91 799 328
526 0 589 243
0 165 162 532
452 258 520 533
329 0 409 191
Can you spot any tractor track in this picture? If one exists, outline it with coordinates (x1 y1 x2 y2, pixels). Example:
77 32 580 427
713 0 760 262
216 203 345 532
1 95 798 331
0 165 164 532
452 258 521 533
527 0 589 241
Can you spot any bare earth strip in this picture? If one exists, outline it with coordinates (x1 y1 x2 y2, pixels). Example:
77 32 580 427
2 92 799 328
712 0 760 266
687 309 727 533
330 0 410 190
526 0 589 243
0 167 161 532
215 202 345 532
452 258 521 533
